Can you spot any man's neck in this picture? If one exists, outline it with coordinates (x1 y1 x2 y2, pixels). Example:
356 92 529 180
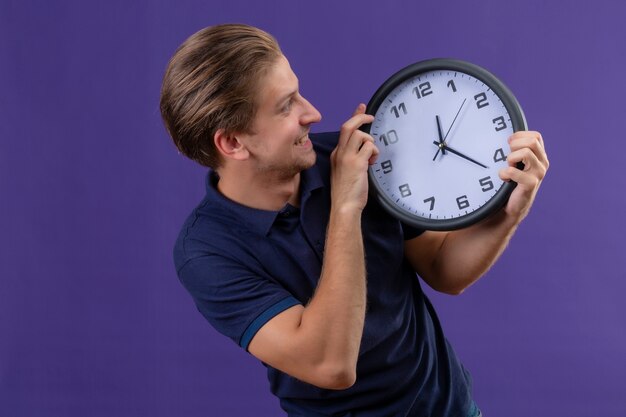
216 167 302 211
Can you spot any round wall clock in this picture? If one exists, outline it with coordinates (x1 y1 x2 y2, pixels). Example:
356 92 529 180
363 58 527 231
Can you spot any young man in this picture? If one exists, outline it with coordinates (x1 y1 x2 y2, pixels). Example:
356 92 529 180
160 24 548 416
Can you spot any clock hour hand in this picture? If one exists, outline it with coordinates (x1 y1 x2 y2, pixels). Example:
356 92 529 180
432 141 488 168
432 98 467 161
432 115 447 160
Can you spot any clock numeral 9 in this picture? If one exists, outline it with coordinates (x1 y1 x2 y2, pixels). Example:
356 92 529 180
379 130 399 146
479 176 494 192
390 102 407 118
474 92 489 109
456 195 470 210
412 82 433 99
381 160 393 174
493 148 507 163
423 196 435 211
399 184 411 198
492 116 507 131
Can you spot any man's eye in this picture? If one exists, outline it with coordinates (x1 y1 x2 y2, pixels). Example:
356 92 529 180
282 100 293 112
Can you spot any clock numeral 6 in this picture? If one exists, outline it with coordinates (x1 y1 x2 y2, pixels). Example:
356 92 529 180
390 102 407 118
412 81 433 99
493 148 507 163
479 176 494 192
492 116 507 131
399 184 412 198
456 195 470 210
423 196 435 211
474 92 489 109
379 130 399 146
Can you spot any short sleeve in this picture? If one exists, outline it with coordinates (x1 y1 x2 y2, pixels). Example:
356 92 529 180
401 222 425 240
178 254 301 351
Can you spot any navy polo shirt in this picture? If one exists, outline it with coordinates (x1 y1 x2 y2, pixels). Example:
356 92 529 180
174 132 474 416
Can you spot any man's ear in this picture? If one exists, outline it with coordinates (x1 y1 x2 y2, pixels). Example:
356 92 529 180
214 129 249 161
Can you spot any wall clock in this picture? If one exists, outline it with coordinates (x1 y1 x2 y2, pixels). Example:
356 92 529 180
363 58 527 230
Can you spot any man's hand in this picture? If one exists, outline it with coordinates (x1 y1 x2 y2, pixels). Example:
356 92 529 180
247 104 378 390
330 104 378 213
405 130 549 295
500 130 550 223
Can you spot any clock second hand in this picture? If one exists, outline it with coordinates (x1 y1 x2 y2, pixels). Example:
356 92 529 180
432 141 489 169
443 98 467 141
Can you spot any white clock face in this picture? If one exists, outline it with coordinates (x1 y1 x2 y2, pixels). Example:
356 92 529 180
369 68 517 226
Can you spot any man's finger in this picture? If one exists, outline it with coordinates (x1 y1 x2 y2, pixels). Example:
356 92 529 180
338 113 375 149
352 103 366 117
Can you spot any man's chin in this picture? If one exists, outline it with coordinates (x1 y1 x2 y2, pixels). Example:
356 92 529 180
285 152 317 178
300 150 317 170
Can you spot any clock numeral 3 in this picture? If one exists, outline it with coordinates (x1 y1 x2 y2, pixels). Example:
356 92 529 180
381 160 393 174
479 176 494 192
423 196 435 211
379 130 399 146
412 82 433 99
492 116 507 131
390 103 407 118
399 184 411 198
456 195 470 210
474 92 489 109
493 148 507 163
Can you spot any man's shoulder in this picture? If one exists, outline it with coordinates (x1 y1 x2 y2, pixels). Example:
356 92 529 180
309 131 338 182
310 131 339 155
173 198 246 272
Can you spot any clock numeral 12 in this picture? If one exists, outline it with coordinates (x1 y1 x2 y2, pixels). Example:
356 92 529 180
390 102 407 118
456 195 470 210
379 130 399 146
399 184 411 197
412 82 433 99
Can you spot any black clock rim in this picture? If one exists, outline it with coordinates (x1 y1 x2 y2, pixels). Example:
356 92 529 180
362 58 528 231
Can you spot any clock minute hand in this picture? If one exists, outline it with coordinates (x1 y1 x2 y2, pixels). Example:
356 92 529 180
432 141 489 169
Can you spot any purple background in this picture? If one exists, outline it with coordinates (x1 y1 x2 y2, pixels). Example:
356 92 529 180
2 1 625 416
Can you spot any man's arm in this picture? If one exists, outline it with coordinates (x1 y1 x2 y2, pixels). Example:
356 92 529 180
405 131 549 295
248 104 378 390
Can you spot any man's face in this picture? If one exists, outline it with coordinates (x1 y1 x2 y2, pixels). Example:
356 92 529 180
237 55 322 179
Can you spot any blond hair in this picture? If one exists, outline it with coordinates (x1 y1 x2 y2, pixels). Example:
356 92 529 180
160 24 282 168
